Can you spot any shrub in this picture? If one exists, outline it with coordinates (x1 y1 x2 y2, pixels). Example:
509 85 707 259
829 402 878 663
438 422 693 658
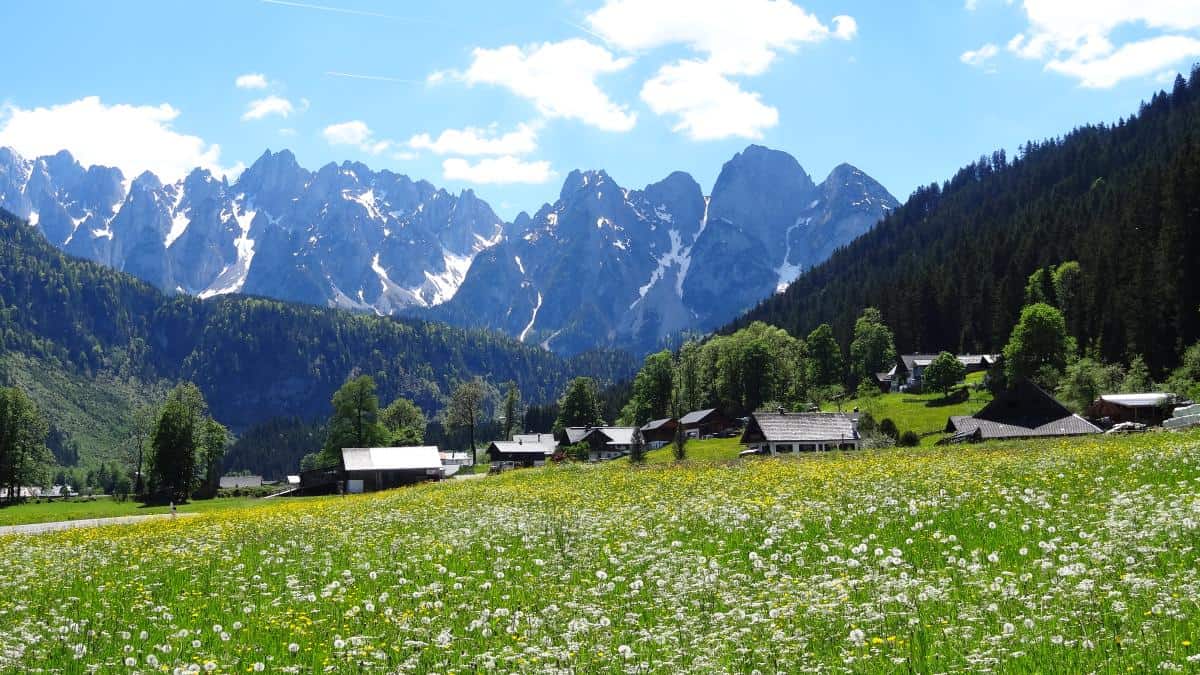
879 418 899 440
899 430 921 447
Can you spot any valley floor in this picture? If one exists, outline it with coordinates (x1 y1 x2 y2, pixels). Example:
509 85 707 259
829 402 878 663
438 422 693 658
3 430 1200 671
0 495 287 528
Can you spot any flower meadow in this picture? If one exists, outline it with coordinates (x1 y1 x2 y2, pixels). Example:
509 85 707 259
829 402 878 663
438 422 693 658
3 432 1200 673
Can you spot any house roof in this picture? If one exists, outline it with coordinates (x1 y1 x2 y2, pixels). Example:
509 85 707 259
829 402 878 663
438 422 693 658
1097 393 1176 408
219 475 263 488
947 414 1100 439
561 427 592 444
513 433 552 444
946 380 1101 440
900 353 998 370
679 408 718 425
642 417 676 431
741 412 859 444
593 427 637 446
489 439 557 456
341 446 442 472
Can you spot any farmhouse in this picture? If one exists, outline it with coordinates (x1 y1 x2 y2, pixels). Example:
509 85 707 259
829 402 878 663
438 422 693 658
556 427 593 446
580 426 638 461
679 408 733 438
1085 393 1179 426
894 353 999 392
740 411 861 453
945 380 1101 442
218 475 262 489
299 446 443 495
487 435 558 467
641 417 678 447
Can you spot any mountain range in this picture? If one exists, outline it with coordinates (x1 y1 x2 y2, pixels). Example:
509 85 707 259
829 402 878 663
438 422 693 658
0 144 896 356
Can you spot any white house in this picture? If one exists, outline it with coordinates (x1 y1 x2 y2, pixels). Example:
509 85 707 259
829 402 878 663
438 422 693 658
740 411 861 454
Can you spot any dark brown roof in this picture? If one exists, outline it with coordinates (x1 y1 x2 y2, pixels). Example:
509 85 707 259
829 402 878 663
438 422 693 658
945 380 1101 440
741 412 859 444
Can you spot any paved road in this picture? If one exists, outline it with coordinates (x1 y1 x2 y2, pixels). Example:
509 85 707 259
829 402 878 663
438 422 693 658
0 512 197 536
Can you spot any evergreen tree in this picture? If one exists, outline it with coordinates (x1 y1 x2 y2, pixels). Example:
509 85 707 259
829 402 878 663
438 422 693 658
1120 356 1153 393
628 425 646 464
501 381 521 440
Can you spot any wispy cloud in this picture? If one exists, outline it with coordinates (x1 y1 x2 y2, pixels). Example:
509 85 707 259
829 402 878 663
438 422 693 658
242 96 296 121
325 71 421 84
235 73 268 90
259 0 402 20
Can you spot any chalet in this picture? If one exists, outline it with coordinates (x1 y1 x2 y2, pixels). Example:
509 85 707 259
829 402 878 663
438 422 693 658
299 446 443 495
1085 393 1179 426
740 411 861 453
487 435 558 467
218 475 262 489
556 427 594 446
641 417 678 448
894 353 999 392
679 408 733 439
944 380 1101 443
580 426 637 461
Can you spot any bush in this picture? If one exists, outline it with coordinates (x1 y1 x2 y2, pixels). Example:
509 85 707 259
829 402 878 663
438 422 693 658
899 430 921 447
857 411 878 434
879 418 899 440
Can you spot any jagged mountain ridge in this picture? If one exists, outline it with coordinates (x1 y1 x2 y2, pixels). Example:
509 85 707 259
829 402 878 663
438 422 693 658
0 144 897 356
0 147 503 312
426 145 899 354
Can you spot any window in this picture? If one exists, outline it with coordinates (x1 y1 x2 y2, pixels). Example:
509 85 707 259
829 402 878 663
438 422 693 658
775 444 794 453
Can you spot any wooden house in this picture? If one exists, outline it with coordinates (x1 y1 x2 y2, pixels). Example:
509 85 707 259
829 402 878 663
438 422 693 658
580 427 637 461
894 353 999 392
487 436 558 467
679 408 733 439
740 411 861 454
641 417 678 447
1085 393 1178 426
944 380 1101 443
299 447 443 495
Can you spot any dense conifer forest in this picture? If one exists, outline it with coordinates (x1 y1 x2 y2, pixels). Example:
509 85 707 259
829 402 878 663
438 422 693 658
732 69 1200 377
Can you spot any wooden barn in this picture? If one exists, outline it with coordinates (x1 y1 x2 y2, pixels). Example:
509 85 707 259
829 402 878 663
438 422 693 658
945 381 1101 443
1085 393 1178 426
298 447 443 495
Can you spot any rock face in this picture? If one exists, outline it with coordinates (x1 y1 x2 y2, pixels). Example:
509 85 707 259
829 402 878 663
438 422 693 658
428 145 899 355
0 144 896 356
0 148 503 309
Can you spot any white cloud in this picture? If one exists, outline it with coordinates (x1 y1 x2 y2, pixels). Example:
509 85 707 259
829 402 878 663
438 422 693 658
965 0 979 10
0 96 238 182
322 120 392 154
442 156 554 184
641 60 778 140
235 73 268 89
242 96 295 121
584 0 856 140
1004 1 1200 87
961 43 1000 66
586 0 854 75
453 38 637 132
408 122 539 156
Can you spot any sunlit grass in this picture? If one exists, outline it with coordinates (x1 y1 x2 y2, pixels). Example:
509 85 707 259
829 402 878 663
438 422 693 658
823 371 993 444
0 496 289 527
3 429 1200 671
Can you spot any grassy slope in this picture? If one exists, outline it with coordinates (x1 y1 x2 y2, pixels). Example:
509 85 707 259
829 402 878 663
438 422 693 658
822 371 993 444
2 352 164 465
3 429 1199 671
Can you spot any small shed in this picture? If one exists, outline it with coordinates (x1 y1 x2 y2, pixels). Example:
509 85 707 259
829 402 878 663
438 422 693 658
219 475 263 489
1086 393 1178 426
340 446 443 493
740 411 861 453
679 409 733 439
641 417 678 446
487 436 558 467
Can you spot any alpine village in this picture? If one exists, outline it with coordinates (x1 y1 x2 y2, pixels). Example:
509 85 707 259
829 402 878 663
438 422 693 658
1 2 1200 672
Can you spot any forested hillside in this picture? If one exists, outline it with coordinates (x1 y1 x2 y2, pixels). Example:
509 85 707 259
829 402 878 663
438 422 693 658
0 210 635 462
733 69 1200 376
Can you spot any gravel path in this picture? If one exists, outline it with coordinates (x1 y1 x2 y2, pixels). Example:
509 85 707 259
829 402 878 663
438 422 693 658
0 512 196 536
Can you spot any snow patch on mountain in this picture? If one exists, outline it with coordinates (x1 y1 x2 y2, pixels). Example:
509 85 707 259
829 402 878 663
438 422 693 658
519 291 542 343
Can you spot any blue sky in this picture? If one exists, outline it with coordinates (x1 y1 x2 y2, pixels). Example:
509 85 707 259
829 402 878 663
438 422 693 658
3 1 1199 217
